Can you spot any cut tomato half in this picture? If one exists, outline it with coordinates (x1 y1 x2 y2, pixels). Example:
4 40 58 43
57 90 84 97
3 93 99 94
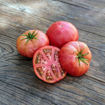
33 46 67 83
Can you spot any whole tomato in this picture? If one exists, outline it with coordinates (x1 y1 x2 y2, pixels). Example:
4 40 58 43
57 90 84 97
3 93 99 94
16 30 49 58
46 21 79 48
59 41 92 76
33 46 67 83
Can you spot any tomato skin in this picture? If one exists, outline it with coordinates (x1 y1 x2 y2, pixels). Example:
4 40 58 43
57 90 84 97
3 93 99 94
33 46 67 83
59 41 92 76
16 30 49 58
46 21 79 48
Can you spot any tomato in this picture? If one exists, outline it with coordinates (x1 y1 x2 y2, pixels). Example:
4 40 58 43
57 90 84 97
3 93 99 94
16 30 49 58
46 21 79 48
59 41 92 76
33 46 67 83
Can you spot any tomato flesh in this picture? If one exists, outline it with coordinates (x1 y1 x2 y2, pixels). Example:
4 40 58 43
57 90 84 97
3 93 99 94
33 46 66 83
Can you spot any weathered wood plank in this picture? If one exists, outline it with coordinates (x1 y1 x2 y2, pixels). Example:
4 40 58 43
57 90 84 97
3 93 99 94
0 70 105 105
0 0 105 36
56 0 105 9
0 0 105 105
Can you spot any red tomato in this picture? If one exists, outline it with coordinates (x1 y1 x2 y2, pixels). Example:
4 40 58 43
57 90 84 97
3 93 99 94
46 21 79 48
59 41 92 76
33 46 67 83
16 30 49 58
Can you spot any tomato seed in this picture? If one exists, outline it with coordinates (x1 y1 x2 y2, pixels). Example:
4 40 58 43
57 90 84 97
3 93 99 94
42 66 47 71
41 59 47 64
46 76 53 80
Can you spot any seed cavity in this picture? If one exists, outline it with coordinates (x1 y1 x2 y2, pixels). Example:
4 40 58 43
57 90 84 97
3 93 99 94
59 66 65 76
41 59 47 64
43 48 52 60
54 50 59 61
36 67 44 77
35 53 42 64
42 66 47 71
35 53 48 64
46 70 53 80
51 64 59 78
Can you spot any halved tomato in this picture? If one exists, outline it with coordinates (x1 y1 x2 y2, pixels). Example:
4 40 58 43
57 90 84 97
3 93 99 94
33 46 67 83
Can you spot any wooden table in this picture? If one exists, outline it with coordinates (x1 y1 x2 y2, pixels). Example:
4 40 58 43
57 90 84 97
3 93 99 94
0 0 105 105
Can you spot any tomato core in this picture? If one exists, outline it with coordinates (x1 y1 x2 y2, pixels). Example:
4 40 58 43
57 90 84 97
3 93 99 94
77 49 89 65
22 31 38 43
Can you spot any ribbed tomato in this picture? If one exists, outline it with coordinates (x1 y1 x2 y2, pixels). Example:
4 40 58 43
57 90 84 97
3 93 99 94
16 30 49 58
33 46 67 83
46 21 79 48
59 41 92 76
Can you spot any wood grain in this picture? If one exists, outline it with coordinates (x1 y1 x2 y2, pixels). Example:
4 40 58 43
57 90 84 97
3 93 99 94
0 0 105 105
